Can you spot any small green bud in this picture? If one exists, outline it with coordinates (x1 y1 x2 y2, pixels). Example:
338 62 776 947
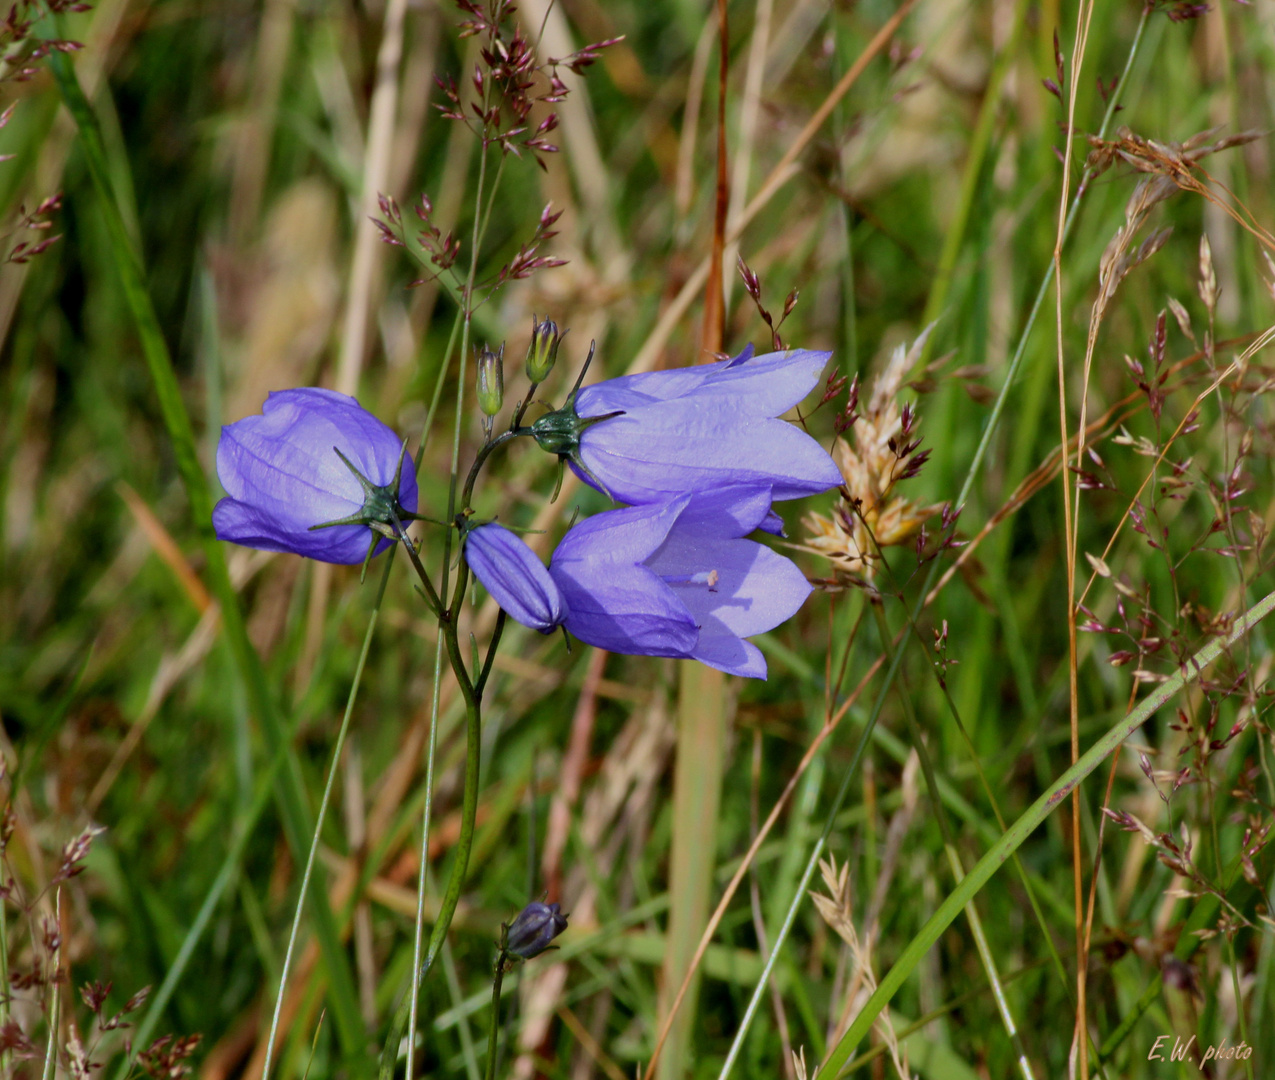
476 344 504 419
526 317 564 384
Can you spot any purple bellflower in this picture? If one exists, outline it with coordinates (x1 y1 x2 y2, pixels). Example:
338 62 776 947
465 522 566 633
213 388 418 565
548 485 812 678
529 346 842 508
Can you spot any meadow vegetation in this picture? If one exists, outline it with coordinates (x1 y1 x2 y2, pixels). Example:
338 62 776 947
1 0 1274 1078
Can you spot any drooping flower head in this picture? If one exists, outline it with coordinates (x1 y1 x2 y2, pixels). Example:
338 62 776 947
503 900 569 961
529 346 842 508
548 485 812 678
464 522 566 633
213 388 418 565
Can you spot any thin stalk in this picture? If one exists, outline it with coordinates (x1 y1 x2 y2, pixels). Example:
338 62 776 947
869 602 1036 1080
399 631 446 1080
711 15 1154 1077
0 868 8 1078
483 961 507 1080
822 587 1275 1074
41 890 60 1080
260 551 398 1080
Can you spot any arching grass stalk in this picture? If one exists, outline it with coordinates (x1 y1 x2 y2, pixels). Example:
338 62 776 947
709 15 1154 1078
258 550 399 1080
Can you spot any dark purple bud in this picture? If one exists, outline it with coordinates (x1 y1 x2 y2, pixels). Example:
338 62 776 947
504 901 569 960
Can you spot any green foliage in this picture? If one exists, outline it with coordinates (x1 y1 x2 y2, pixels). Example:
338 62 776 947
2 2 1274 1079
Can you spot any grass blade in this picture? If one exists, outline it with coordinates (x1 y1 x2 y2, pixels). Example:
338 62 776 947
46 43 366 1059
821 587 1275 1075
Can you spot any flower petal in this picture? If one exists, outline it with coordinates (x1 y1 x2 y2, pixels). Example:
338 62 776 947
549 497 698 656
691 635 767 679
576 407 841 504
552 560 698 656
651 534 811 639
466 524 566 632
212 497 386 564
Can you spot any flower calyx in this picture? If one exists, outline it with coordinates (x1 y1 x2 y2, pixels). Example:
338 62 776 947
309 444 424 577
527 340 623 498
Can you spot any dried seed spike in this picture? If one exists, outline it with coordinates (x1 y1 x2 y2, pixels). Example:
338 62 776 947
1198 233 1218 313
1167 297 1194 343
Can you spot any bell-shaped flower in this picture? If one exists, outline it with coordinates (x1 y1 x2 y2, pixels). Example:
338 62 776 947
548 485 812 678
531 346 842 507
213 388 418 565
465 522 567 633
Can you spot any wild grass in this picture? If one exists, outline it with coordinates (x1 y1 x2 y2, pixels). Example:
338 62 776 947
1 1 1274 1079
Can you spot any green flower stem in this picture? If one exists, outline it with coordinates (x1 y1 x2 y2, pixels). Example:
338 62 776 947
477 611 508 698
483 957 508 1080
822 587 1275 1076
378 529 485 1080
461 428 533 510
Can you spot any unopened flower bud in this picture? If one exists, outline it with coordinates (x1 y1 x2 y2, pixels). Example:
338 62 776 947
504 900 568 960
476 344 505 418
526 317 564 384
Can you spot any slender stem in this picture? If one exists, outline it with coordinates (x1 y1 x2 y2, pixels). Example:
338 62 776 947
41 891 61 1080
0 850 9 1079
461 428 532 510
483 960 507 1080
512 382 540 429
426 624 483 973
260 552 397 1080
711 15 1155 1077
392 514 445 618
394 522 483 981
476 610 508 698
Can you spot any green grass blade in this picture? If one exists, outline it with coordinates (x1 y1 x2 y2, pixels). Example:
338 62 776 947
46 45 366 1059
821 587 1275 1076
